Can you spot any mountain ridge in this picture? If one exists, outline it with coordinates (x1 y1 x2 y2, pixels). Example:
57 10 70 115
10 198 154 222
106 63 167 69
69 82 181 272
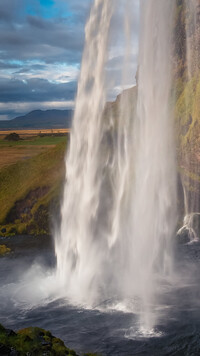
0 109 73 129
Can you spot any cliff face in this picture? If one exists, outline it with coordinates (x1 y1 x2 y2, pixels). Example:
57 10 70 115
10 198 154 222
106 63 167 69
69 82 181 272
106 1 200 237
174 0 200 221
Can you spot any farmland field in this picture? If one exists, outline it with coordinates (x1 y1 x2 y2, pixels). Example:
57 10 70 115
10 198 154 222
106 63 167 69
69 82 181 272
0 128 70 138
0 132 68 168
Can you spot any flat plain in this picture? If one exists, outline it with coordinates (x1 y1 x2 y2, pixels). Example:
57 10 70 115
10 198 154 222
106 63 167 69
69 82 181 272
0 133 68 169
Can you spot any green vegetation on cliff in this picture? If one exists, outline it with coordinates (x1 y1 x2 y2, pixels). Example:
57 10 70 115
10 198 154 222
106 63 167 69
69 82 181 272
173 0 200 216
0 324 100 356
175 75 200 150
0 324 76 355
175 73 200 213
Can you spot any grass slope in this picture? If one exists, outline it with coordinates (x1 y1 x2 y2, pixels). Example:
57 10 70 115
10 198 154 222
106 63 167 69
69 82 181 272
0 138 67 236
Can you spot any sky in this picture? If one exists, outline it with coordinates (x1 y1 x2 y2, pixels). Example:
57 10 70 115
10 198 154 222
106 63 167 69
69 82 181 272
0 0 139 120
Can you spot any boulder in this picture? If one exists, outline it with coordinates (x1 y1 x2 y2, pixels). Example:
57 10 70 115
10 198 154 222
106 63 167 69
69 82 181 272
176 213 200 244
176 226 192 244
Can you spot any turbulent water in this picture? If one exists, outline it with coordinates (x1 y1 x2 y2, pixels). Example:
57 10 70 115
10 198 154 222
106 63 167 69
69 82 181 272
1 237 200 356
55 0 177 330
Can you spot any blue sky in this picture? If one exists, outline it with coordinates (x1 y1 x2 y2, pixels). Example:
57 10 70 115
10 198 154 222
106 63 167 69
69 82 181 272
0 0 139 120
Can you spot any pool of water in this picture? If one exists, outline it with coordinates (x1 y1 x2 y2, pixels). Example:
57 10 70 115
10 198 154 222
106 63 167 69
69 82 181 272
0 235 200 355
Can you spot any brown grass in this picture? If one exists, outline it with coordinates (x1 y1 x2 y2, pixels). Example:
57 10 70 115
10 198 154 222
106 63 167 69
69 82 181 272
0 141 66 224
0 128 70 139
0 146 53 169
0 134 68 169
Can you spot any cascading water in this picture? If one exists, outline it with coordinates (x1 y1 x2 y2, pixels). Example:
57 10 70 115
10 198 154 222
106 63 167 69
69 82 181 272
55 0 177 330
127 0 177 328
55 0 115 304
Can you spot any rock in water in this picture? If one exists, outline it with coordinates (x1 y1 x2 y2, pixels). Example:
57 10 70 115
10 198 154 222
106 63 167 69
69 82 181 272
176 213 200 244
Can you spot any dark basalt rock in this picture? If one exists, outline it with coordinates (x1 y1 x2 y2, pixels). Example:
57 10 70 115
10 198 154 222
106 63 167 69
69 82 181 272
5 328 17 337
176 226 191 244
10 348 18 356
0 343 13 355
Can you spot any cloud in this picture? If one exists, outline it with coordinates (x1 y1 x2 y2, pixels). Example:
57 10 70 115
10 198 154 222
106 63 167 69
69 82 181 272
0 77 77 103
0 0 139 120
0 0 90 64
0 0 90 119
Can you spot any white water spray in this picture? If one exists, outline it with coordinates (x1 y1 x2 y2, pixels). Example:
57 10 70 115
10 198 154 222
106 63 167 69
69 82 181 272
130 0 177 326
55 0 177 329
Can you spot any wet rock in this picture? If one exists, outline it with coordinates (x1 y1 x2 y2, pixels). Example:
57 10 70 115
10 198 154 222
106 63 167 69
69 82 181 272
176 226 191 244
176 213 200 244
0 343 12 355
10 348 19 356
5 328 17 337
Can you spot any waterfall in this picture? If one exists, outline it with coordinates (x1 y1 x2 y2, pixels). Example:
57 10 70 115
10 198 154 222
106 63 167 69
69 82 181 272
55 0 115 304
55 0 177 330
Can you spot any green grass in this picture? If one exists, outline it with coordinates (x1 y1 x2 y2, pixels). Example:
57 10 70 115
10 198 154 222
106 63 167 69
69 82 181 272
0 135 67 147
0 140 67 233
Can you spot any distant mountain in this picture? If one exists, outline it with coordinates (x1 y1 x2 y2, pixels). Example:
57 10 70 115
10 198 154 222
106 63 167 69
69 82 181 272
0 109 73 130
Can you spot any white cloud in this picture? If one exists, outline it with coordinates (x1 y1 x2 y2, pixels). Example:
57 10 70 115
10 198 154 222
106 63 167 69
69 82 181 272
0 100 74 115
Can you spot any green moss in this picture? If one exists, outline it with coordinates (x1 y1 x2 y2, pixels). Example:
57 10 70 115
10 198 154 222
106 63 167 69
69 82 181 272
175 73 200 154
0 325 79 355
0 323 101 355
0 244 11 256
179 166 200 182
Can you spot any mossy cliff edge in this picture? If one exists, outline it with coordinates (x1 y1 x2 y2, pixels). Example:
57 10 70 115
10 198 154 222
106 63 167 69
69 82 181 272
0 324 98 356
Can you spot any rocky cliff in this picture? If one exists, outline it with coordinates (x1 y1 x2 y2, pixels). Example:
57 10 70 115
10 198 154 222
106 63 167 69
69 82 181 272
174 0 200 239
104 0 200 240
